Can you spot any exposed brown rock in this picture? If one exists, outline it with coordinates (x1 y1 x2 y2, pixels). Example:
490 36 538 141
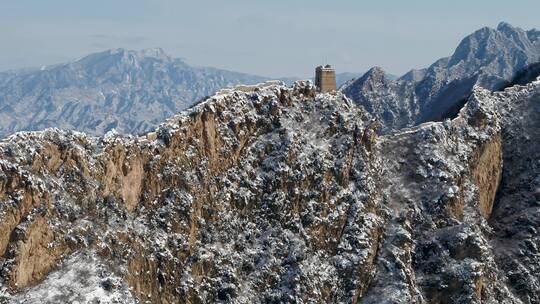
1 80 538 304
5 216 69 289
470 134 503 218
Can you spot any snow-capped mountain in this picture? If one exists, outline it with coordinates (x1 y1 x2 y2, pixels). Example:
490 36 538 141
0 48 268 138
342 22 540 132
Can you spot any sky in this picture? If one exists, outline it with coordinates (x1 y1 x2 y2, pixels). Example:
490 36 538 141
1 0 539 78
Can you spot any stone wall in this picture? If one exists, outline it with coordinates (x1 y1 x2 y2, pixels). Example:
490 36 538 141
315 65 337 92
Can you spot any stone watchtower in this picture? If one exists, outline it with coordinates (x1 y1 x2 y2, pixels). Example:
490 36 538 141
315 65 336 93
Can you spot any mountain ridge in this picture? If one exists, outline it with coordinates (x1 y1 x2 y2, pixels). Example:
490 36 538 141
0 48 270 138
0 76 539 303
342 22 540 133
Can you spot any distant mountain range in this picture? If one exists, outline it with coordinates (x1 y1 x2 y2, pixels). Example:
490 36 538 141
0 48 271 137
341 22 540 133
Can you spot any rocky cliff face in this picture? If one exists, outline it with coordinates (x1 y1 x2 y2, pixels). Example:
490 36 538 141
0 77 539 303
363 78 540 304
342 22 540 133
0 81 382 303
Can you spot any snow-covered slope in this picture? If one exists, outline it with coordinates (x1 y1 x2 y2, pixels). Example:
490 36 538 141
342 22 540 133
0 81 382 303
0 48 268 138
8 251 136 304
0 76 539 303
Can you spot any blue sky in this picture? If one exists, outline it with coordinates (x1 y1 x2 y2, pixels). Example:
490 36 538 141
1 0 539 77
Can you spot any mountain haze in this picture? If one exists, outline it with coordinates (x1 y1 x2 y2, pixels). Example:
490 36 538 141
0 47 402 140
0 48 268 138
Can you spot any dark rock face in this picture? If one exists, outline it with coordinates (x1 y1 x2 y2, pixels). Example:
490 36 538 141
502 62 540 88
360 86 507 304
0 48 268 138
488 83 540 304
342 22 540 133
366 80 540 304
0 77 539 303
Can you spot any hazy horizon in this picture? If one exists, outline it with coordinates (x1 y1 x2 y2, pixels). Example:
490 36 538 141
2 0 539 78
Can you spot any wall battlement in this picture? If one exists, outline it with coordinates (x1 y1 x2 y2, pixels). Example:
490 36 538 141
315 65 337 93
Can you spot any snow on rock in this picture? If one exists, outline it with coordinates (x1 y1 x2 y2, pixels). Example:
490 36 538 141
0 80 384 303
8 251 136 304
361 79 540 304
0 77 538 303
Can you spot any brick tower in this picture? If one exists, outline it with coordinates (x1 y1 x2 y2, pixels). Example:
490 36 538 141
315 65 336 93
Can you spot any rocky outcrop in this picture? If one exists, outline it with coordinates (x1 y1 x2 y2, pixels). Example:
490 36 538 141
361 84 509 303
485 79 540 303
0 81 384 303
470 134 502 218
340 67 418 133
1 78 539 303
361 78 540 304
4 215 69 289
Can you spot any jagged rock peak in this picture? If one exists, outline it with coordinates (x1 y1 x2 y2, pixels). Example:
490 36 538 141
93 47 170 60
449 22 539 68
342 22 540 133
349 66 394 90
362 66 387 80
495 21 539 41
125 47 169 59
497 21 516 32
72 47 176 70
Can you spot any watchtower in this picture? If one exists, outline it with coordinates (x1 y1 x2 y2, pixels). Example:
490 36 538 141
315 65 336 93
